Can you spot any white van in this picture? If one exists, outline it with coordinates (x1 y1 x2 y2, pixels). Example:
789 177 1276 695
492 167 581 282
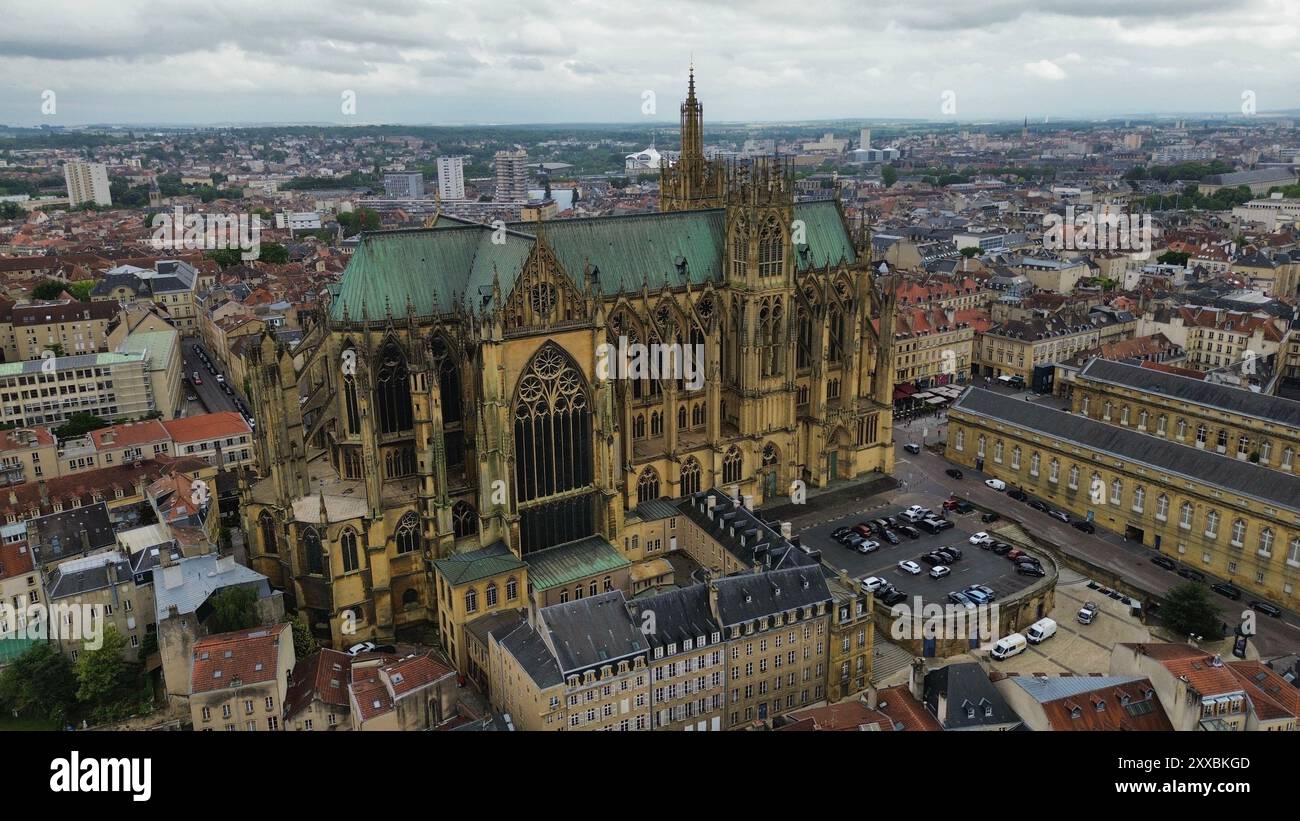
991 633 1027 660
1026 618 1057 644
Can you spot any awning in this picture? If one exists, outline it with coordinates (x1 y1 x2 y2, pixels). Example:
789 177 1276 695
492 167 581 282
893 383 919 397
925 396 947 405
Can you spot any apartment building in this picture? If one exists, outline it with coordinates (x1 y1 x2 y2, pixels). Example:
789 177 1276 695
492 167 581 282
116 328 183 419
63 161 111 207
92 260 202 332
0 427 57 486
163 412 254 469
0 350 153 428
0 299 118 361
284 648 352 731
947 388 1300 608
45 547 165 661
1181 307 1286 373
0 535 40 629
348 651 457 730
977 309 1136 383
493 149 528 202
436 156 466 201
189 623 295 731
890 306 988 388
382 172 424 199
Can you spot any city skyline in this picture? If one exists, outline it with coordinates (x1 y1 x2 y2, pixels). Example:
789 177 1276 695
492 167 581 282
2 0 1298 126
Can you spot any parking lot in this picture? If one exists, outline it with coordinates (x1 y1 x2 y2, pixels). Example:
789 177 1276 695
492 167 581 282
804 502 1044 608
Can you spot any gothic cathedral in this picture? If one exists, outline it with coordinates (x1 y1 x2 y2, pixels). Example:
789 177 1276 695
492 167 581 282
241 70 898 653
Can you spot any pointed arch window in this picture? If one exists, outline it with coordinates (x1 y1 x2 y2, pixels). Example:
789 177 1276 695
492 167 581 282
303 527 324 576
828 306 844 363
758 217 783 278
650 411 663 437
395 512 420 555
431 336 463 426
680 458 702 497
452 501 478 539
633 414 646 439
375 339 413 434
723 446 743 485
342 344 361 436
259 510 277 556
637 467 661 504
340 528 359 573
691 403 705 427
677 405 687 430
762 443 779 467
731 219 749 278
796 305 813 370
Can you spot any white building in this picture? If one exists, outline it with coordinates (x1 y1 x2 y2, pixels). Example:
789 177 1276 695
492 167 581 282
382 172 424 199
436 156 466 201
624 145 665 174
63 162 111 207
493 149 528 202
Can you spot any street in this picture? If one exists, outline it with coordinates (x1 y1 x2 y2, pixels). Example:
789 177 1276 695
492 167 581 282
180 338 246 418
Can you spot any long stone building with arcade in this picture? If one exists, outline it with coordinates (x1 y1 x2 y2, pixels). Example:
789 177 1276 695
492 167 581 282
240 71 900 665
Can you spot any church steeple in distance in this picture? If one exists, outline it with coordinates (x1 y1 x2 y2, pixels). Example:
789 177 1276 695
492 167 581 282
660 65 726 212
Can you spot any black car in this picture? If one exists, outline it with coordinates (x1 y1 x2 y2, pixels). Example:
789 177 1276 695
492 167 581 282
980 511 1001 524
1029 500 1050 512
881 529 901 545
1071 520 1096 534
897 525 921 540
1008 489 1029 502
1016 563 1046 577
934 550 958 564
920 553 946 565
880 589 908 606
1177 567 1206 583
945 468 964 480
885 516 901 529
831 527 852 539
954 500 974 514
1211 582 1243 601
991 542 1012 555
1248 600 1282 618
940 545 964 560
1150 555 1177 571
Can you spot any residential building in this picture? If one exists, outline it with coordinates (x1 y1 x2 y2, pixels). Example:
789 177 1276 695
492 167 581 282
45 546 170 661
63 162 111 207
436 156 466 201
383 172 424 199
493 149 528 202
348 651 457 730
91 260 202 333
993 673 1173 731
189 623 295 731
0 350 154 428
163 412 254 469
0 299 118 361
284 648 351 731
922 661 1022 731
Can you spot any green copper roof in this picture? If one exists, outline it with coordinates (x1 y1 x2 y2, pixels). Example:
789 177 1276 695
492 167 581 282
525 535 630 591
432 541 527 586
328 201 856 322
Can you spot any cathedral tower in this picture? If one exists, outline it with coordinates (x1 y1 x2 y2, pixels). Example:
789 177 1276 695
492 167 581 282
660 66 725 212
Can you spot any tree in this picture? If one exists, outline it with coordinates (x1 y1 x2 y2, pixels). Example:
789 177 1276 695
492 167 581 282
0 642 78 724
1160 583 1224 640
75 627 145 723
53 412 109 440
66 280 94 301
1157 251 1189 266
959 246 981 259
257 242 289 265
137 631 158 664
30 279 67 300
291 617 319 659
206 586 259 634
881 164 898 188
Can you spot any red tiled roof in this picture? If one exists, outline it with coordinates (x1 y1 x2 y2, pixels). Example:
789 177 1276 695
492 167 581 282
1039 679 1174 731
1225 660 1300 723
190 624 290 695
284 649 352 720
162 412 251 443
875 685 941 731
0 427 55 451
780 701 898 731
0 454 210 519
90 419 170 450
0 540 35 582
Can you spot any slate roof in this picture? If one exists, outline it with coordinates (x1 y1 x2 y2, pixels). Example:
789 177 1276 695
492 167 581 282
498 621 564 689
538 590 647 673
677 489 821 571
1079 357 1300 428
27 502 116 567
624 584 719 649
329 200 855 321
711 565 831 627
431 540 526 586
951 387 1300 511
523 535 630 592
924 662 1021 729
153 553 272 622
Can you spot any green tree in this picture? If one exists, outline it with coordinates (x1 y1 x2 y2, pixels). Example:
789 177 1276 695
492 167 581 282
75 627 145 723
291 617 319 659
137 631 158 664
1157 251 1190 266
1160 583 1224 640
66 280 94 301
206 586 259 634
881 164 898 188
257 242 289 265
53 412 109 440
0 642 78 724
959 246 981 259
30 279 67 300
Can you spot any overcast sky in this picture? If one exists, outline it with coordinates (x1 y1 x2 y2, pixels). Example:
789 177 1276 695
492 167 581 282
2 0 1298 127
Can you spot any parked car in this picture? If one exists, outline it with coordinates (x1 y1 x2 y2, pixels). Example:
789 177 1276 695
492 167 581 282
947 591 976 608
1008 489 1029 502
186 393 198 402
929 565 951 579
192 344 202 354
860 576 889 594
990 542 1012 555
852 523 874 537
933 550 957 565
940 545 963 560
192 372 203 385
880 589 908 606
1150 555 1177 571
903 443 922 454
1177 567 1206 583
1248 600 1282 618
984 478 1006 491
919 516 954 533
347 641 378 656
856 540 881 554
842 533 866 548
920 552 946 566
1211 582 1243 600
897 525 921 540
831 527 852 539
1048 510 1070 523
216 374 226 384
1006 548 1025 561
1026 618 1057 644
1071 520 1096 534
1077 601 1099 625
963 588 991 605
980 511 1001 524
942 497 960 511
967 584 997 601
968 532 993 546
945 468 964 479
884 516 902 528
901 505 929 522
897 560 922 575
881 529 901 545
954 501 974 514
1016 563 1046 577
991 633 1027 660
1029 500 1050 512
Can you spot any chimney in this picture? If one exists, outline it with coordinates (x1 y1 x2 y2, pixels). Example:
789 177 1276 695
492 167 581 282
866 686 879 710
743 494 754 511
166 604 179 620
909 657 926 702
215 554 236 575
7 490 15 507
780 522 792 539
706 495 716 512
38 480 50 507
706 582 721 622
80 528 91 553
162 563 184 590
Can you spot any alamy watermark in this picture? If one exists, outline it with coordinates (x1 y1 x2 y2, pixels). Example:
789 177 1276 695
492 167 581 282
596 335 705 391
150 207 262 261
1043 205 1152 261
889 596 1000 641
0 601 105 650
